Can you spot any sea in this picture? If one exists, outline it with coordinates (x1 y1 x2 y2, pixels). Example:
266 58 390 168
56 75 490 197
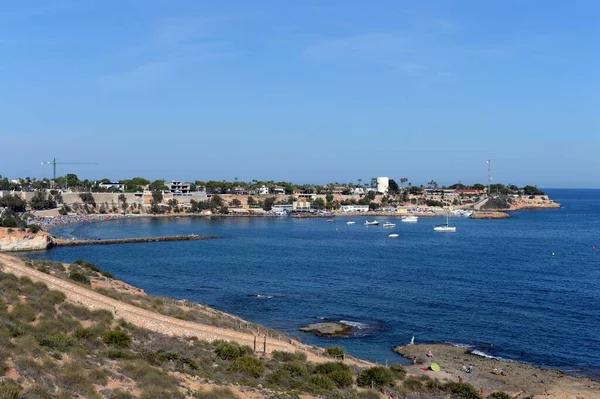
26 189 600 379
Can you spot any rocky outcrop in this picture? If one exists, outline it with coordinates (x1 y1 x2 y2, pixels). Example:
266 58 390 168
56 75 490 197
470 211 510 219
0 228 55 251
299 322 352 337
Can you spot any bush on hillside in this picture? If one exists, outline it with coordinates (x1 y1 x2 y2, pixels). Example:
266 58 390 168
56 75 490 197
488 393 511 399
389 364 407 380
68 271 90 285
309 375 335 390
228 356 264 378
444 382 482 399
214 341 252 360
102 331 131 348
325 346 345 358
271 350 307 362
357 366 395 388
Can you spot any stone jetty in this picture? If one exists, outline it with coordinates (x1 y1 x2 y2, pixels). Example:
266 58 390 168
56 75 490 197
55 234 218 247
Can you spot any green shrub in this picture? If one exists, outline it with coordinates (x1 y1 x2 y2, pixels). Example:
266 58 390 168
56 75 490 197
389 364 406 380
488 393 511 399
0 379 20 399
402 377 424 391
194 387 238 399
102 330 131 348
68 271 90 285
314 361 351 375
309 375 335 390
27 224 42 233
325 346 345 357
228 356 264 378
214 340 252 360
357 367 395 388
271 350 307 362
282 361 308 378
328 369 354 388
444 382 482 399
73 327 93 340
39 333 76 351
10 303 36 322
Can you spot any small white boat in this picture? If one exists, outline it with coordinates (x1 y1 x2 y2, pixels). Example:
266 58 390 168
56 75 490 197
327 219 334 222
388 233 399 238
383 222 396 228
346 221 356 225
433 209 456 232
433 225 456 232
364 220 380 226
401 216 419 223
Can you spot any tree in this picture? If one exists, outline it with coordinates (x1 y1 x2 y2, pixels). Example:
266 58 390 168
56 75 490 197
210 194 224 208
263 197 276 211
313 197 326 210
30 190 56 210
0 194 26 212
522 185 544 195
149 179 168 192
79 192 96 206
247 196 255 206
118 194 128 211
427 180 438 188
230 198 242 207
388 179 399 193
325 193 334 202
473 183 486 190
151 190 163 203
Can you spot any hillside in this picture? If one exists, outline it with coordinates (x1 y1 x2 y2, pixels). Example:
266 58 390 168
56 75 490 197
1 254 522 399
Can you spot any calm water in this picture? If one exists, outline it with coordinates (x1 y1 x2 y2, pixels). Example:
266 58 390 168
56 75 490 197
28 189 600 378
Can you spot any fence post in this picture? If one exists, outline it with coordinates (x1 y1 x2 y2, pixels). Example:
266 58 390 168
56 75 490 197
253 336 257 352
263 335 267 353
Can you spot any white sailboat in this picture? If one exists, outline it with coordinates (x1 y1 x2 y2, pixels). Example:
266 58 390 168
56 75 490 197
433 208 456 232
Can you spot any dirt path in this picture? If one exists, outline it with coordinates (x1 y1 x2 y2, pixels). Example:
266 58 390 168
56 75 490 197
0 253 370 367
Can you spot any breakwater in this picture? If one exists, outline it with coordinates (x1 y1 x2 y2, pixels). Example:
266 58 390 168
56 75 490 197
55 234 218 247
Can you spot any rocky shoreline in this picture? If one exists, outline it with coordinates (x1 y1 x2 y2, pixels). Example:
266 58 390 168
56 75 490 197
394 343 599 398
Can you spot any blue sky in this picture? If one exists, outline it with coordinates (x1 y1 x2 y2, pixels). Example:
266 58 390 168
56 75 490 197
1 1 599 187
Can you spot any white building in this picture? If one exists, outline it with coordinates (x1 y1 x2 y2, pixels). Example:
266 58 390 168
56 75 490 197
376 177 389 194
98 182 125 191
257 185 269 195
340 205 370 213
272 186 286 195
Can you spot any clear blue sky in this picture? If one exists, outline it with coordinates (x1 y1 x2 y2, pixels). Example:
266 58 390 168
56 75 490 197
1 1 599 187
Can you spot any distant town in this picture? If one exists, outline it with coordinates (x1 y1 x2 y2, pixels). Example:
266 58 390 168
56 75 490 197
0 174 558 224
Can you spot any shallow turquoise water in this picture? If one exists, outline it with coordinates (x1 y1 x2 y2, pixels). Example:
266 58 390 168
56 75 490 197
29 189 600 379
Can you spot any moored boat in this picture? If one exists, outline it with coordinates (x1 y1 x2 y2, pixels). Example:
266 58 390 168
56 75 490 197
364 220 380 226
383 222 396 228
401 216 419 223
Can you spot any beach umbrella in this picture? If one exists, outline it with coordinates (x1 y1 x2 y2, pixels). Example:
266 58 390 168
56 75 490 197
430 363 440 372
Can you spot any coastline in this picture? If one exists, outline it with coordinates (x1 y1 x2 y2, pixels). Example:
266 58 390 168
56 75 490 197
3 250 598 398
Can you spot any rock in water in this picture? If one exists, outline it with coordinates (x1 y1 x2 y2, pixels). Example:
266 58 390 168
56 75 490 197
299 322 352 337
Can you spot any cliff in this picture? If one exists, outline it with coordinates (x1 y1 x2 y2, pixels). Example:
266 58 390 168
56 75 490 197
0 227 55 251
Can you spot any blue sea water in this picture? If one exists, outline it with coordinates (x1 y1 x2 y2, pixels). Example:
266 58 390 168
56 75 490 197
28 189 600 379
